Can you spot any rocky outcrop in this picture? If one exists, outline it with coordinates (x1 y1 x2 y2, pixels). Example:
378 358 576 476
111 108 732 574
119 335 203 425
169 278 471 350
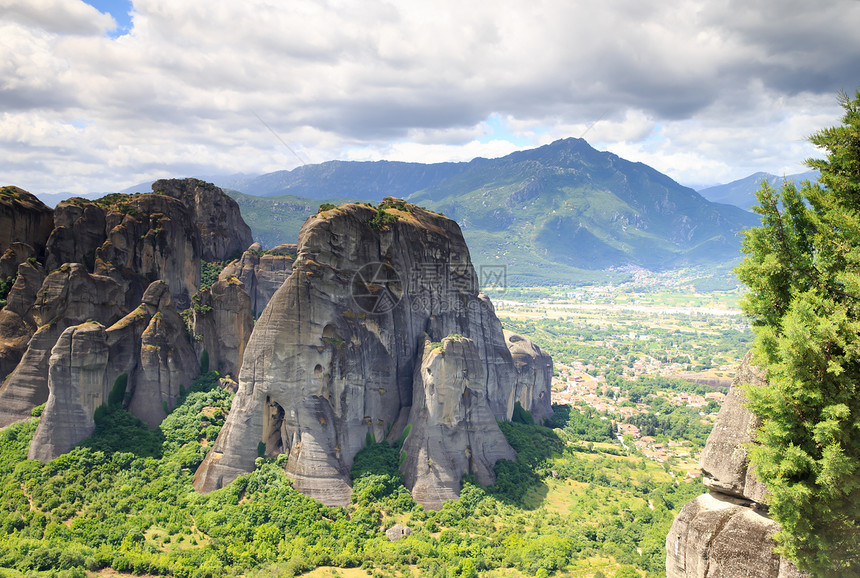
0 264 123 427
27 281 201 460
0 262 45 379
401 336 516 509
666 353 807 577
219 242 296 315
189 278 254 377
27 322 108 461
0 180 252 430
504 330 553 424
152 178 253 262
194 199 544 507
0 187 53 274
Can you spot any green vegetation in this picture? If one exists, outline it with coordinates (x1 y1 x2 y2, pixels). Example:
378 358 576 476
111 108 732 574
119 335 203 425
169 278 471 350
736 90 860 575
368 207 400 231
0 273 17 308
200 260 229 290
0 376 704 576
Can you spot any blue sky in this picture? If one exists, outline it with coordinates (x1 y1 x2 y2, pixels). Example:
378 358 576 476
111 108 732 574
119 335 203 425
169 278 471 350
1 0 858 194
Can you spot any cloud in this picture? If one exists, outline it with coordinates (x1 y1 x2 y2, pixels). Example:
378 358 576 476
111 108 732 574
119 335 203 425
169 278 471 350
1 0 858 194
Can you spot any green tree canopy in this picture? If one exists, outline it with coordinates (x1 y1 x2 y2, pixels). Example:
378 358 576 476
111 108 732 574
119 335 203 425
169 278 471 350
736 89 860 575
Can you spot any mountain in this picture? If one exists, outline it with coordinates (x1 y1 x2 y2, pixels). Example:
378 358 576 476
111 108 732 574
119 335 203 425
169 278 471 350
221 139 760 285
697 170 818 210
235 160 467 200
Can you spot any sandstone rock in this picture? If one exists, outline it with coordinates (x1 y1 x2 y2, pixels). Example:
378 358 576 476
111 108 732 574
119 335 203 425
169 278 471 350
219 242 296 315
699 352 768 503
666 492 807 578
194 199 530 506
504 330 553 424
28 323 109 461
95 194 201 310
0 262 45 379
189 278 254 377
152 178 252 262
45 199 107 272
400 336 516 510
0 242 37 280
386 524 413 541
0 264 123 427
0 186 53 266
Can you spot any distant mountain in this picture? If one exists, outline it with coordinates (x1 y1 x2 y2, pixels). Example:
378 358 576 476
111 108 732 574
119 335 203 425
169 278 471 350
223 138 760 285
234 161 468 200
697 170 818 210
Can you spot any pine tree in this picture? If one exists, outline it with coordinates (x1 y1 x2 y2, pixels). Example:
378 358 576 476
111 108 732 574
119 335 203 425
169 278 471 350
735 89 860 575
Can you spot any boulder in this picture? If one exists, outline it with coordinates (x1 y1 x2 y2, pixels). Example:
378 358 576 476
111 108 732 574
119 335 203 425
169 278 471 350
152 178 252 262
194 199 534 507
400 336 516 510
504 330 553 424
666 353 808 577
667 493 806 578
699 352 768 502
385 524 413 541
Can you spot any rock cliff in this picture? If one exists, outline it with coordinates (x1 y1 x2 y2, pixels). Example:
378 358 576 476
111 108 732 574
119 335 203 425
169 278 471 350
504 330 553 424
0 180 251 429
218 242 295 315
401 335 517 509
27 281 201 460
666 353 807 577
194 199 550 507
188 277 255 377
0 187 54 278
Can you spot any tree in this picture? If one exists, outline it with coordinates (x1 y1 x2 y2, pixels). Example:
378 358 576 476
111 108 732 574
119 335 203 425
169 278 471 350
735 89 860 575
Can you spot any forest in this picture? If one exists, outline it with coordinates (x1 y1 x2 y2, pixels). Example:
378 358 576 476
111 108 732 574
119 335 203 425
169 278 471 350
0 371 706 577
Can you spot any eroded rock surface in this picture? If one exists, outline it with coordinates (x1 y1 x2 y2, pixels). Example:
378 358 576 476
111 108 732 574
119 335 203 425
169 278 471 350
189 278 254 377
401 336 516 509
666 354 808 577
219 242 295 315
504 330 553 424
0 186 53 272
194 199 545 507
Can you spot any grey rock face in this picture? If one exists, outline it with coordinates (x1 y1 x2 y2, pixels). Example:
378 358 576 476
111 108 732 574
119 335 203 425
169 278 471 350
152 178 253 262
0 262 45 380
0 186 53 267
0 264 123 427
699 352 767 502
194 199 538 507
666 354 808 577
667 493 807 578
27 281 201 460
28 323 108 461
45 199 107 272
219 242 296 315
189 278 254 377
504 330 553 424
400 336 516 510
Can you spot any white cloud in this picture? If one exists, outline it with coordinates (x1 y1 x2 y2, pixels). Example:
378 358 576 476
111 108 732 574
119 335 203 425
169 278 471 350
1 0 858 193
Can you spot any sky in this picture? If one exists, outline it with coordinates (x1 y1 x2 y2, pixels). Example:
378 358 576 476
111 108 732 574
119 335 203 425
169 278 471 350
2 0 860 195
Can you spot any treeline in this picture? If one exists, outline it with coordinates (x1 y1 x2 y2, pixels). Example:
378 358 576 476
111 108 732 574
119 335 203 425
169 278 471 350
0 378 703 577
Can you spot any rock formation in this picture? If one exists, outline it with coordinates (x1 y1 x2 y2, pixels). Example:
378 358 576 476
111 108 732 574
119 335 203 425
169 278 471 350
0 186 54 277
666 353 808 577
401 335 517 510
152 178 253 262
219 242 296 315
504 330 553 424
194 199 550 508
27 280 201 460
188 277 255 377
0 180 251 428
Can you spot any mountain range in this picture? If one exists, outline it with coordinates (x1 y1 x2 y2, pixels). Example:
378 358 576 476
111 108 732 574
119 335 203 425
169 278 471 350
697 170 818 210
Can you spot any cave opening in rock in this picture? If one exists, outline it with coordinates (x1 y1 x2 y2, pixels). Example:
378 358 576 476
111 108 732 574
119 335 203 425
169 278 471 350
263 396 287 458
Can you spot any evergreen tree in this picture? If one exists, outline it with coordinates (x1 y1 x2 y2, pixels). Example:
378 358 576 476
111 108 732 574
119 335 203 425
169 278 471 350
736 89 860 575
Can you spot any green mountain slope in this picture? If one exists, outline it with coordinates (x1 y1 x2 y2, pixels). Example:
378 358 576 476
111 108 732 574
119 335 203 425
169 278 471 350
697 170 818 210
409 138 760 280
226 139 760 285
